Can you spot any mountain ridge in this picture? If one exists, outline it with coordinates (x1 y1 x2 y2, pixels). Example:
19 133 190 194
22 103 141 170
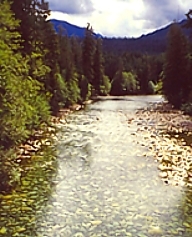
48 18 191 54
48 19 102 38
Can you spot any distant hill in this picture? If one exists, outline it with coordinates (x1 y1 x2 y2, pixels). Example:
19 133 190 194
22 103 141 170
49 19 192 54
102 20 192 55
48 19 102 38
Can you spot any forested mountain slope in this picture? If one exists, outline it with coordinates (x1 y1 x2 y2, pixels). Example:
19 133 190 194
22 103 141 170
49 19 191 54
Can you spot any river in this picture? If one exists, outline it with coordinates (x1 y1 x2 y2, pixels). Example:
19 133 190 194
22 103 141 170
0 95 192 236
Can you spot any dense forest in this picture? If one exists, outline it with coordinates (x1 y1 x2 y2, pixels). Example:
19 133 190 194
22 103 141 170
0 0 192 191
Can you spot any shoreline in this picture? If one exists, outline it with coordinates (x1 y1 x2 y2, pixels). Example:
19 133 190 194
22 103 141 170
18 100 94 158
129 101 192 187
17 98 192 188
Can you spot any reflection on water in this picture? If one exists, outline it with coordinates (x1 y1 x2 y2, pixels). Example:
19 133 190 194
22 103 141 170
0 95 192 236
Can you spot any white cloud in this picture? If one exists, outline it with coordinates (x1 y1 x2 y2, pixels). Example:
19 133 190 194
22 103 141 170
47 0 191 37
48 0 94 14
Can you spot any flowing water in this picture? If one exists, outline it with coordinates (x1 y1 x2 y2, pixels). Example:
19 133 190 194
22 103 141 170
0 95 192 236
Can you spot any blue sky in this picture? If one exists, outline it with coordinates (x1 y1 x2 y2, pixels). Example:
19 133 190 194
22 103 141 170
46 0 191 37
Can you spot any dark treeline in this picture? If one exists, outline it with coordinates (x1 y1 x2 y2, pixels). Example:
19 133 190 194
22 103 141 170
103 51 164 95
1 0 192 191
163 13 192 112
0 0 111 190
0 0 164 156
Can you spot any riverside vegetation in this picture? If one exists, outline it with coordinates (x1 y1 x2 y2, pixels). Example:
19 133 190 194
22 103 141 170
0 0 192 234
0 0 192 237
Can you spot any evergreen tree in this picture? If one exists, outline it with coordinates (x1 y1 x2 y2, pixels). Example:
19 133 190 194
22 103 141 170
42 21 68 114
137 55 150 94
104 52 119 81
10 0 50 55
93 38 105 95
163 23 190 108
110 58 124 95
100 75 111 96
71 36 83 75
58 35 80 105
0 0 50 189
82 24 96 92
78 75 90 101
10 0 69 114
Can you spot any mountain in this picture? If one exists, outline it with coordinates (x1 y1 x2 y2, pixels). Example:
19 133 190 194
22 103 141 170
48 19 102 38
102 20 192 55
139 19 191 41
49 19 192 54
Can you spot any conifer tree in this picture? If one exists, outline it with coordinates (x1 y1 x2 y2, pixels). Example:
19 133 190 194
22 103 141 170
0 0 50 147
58 35 80 105
0 0 50 189
110 58 124 95
163 23 190 108
10 0 69 114
71 36 82 75
93 38 105 95
82 24 96 93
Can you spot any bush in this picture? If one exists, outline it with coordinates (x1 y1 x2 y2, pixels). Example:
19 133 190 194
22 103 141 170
100 75 111 95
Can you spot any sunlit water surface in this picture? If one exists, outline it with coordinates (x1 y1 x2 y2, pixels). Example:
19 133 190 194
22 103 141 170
0 95 192 237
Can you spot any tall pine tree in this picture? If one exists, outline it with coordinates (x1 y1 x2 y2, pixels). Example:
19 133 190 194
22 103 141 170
93 38 105 95
82 24 96 95
0 0 50 190
163 23 190 108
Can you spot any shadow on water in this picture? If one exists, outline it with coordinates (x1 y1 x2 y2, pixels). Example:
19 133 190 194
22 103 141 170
0 146 58 236
93 95 164 103
57 116 94 172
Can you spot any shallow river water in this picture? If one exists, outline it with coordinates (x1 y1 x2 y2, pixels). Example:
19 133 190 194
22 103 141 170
0 95 192 236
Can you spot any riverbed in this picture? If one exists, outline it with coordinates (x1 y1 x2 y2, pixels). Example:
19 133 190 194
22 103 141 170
0 95 192 236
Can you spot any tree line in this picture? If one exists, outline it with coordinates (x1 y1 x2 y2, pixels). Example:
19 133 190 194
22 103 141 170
0 0 111 190
1 0 192 153
0 0 164 156
163 13 192 112
0 0 192 190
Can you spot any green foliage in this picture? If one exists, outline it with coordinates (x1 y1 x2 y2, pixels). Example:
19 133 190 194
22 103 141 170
100 75 111 96
110 58 124 95
82 25 96 88
66 72 80 105
155 80 163 94
71 36 82 75
79 75 91 101
50 73 68 114
104 52 164 95
122 71 138 94
111 68 138 96
0 0 49 150
163 23 190 108
0 0 51 191
111 72 124 96
148 80 156 94
93 38 105 95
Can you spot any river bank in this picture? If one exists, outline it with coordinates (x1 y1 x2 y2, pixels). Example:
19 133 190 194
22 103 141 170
17 101 94 159
129 100 192 187
1 95 192 236
18 97 192 190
